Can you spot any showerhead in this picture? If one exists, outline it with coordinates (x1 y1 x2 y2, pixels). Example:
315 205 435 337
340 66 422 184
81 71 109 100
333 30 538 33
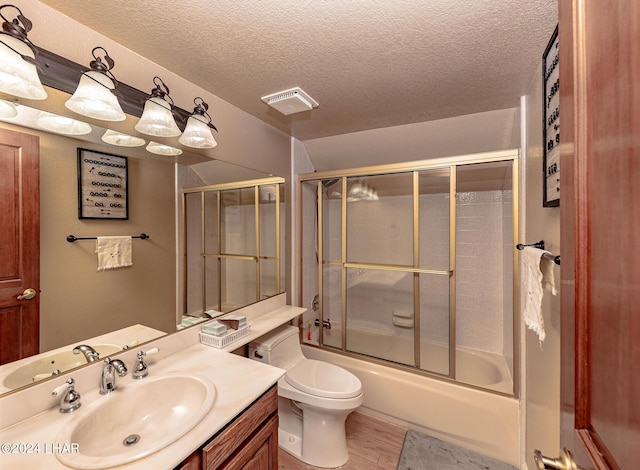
322 178 340 189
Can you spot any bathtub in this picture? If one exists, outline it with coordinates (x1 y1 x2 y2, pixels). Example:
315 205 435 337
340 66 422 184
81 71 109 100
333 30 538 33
323 322 513 394
302 329 520 466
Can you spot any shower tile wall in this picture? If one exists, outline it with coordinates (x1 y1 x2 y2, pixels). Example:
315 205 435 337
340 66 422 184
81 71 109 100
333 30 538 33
456 190 512 354
419 192 451 344
322 198 343 347
185 193 204 315
345 196 414 333
221 203 257 309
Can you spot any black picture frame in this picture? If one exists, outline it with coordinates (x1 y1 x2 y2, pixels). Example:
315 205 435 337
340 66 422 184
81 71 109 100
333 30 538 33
77 148 129 219
542 25 560 207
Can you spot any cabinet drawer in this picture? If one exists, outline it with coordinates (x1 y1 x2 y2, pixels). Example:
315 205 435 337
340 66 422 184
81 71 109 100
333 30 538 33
202 385 278 469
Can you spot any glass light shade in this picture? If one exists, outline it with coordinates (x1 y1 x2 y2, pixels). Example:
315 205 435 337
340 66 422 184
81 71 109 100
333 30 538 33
0 99 18 118
146 141 182 156
102 129 145 147
35 111 91 135
65 71 125 121
135 97 181 137
0 35 47 100
178 114 217 149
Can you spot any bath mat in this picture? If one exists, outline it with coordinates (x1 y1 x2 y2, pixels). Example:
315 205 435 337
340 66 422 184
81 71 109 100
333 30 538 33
397 430 517 470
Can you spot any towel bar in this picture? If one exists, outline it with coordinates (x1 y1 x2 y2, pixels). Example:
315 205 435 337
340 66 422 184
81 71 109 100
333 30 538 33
516 240 560 265
67 233 150 243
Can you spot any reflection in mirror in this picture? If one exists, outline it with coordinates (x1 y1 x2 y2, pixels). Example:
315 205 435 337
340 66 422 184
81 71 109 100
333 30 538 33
0 325 164 394
0 97 280 396
182 178 285 326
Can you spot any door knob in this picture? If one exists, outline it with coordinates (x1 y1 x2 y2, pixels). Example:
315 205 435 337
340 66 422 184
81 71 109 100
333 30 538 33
17 288 37 300
534 448 582 470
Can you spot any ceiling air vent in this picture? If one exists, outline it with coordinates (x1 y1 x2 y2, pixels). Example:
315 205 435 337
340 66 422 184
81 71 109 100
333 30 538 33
261 87 319 115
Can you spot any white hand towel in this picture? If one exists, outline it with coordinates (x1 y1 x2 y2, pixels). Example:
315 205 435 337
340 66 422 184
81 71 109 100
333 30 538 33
96 236 132 271
540 255 558 295
521 246 557 345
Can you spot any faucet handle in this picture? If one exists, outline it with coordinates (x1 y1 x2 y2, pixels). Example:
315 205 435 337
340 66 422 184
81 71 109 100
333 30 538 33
121 340 140 350
132 347 159 380
52 378 81 413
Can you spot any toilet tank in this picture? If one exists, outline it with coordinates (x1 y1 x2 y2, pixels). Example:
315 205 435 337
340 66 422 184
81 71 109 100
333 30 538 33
249 324 304 370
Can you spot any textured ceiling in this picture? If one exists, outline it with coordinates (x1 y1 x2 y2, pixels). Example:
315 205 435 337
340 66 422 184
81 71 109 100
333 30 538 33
39 0 557 142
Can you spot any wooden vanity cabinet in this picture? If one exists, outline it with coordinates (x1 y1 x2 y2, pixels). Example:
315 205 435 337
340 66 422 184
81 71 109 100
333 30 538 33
176 385 278 470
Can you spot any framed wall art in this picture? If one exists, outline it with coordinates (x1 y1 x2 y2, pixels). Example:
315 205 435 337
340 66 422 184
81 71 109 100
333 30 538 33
77 148 128 219
542 25 560 207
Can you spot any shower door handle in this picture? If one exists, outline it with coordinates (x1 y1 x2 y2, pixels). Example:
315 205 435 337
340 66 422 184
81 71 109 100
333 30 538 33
534 449 582 470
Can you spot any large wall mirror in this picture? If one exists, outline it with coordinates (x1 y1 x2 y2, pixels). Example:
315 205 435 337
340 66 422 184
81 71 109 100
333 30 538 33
0 86 286 396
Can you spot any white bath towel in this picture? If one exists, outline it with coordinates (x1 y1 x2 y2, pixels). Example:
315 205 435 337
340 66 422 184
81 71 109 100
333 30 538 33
96 236 132 271
521 246 557 345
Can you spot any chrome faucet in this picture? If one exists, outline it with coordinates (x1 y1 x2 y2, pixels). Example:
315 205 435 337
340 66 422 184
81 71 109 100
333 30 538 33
52 378 81 413
73 344 100 363
100 357 127 395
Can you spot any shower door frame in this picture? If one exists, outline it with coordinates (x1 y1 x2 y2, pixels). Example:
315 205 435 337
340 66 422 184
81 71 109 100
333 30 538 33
298 149 520 397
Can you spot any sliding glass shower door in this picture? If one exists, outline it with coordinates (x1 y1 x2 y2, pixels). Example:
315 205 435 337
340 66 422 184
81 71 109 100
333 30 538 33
300 150 518 395
345 173 415 366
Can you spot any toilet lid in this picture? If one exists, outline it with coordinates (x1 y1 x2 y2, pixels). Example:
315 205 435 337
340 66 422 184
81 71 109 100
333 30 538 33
285 359 362 399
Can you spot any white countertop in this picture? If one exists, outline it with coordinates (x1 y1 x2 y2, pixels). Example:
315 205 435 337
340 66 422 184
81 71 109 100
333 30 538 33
220 304 307 352
0 297 306 469
0 344 285 469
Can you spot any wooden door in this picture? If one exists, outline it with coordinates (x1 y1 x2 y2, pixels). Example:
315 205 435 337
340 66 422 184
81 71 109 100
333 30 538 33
0 128 40 365
556 0 640 468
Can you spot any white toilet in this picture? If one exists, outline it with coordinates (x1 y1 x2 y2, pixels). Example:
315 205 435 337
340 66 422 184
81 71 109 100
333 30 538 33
249 324 363 468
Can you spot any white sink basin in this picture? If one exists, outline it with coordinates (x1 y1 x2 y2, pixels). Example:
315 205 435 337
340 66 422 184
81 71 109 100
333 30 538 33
55 374 215 469
2 344 122 389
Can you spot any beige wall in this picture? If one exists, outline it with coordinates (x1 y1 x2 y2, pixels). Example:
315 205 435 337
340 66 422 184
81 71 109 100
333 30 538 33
521 65 561 468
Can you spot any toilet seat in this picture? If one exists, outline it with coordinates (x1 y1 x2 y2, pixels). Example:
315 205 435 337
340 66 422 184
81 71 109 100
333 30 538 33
285 359 362 399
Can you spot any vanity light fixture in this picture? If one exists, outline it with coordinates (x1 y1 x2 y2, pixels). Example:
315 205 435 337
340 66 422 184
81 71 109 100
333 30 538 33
102 129 145 147
65 46 126 122
0 6 223 151
35 111 92 135
0 98 17 117
135 76 181 137
0 4 47 100
146 140 182 156
178 97 218 149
